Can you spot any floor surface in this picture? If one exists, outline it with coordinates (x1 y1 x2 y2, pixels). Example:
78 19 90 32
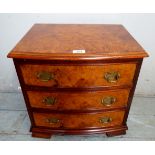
0 92 155 141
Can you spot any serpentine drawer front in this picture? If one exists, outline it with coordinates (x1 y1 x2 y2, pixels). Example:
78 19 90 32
7 24 148 139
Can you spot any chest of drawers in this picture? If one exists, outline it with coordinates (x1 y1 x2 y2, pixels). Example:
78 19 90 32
7 24 148 139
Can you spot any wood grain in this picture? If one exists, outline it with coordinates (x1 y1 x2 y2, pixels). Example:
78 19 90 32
7 24 148 138
33 111 125 129
27 89 130 111
7 24 148 60
20 63 136 87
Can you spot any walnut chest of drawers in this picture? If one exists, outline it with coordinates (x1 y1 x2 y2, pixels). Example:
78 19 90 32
7 24 148 139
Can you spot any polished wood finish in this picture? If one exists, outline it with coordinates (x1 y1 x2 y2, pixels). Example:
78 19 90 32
32 132 52 139
20 63 136 87
123 59 143 124
33 111 125 129
106 130 126 137
31 125 128 137
7 24 148 60
27 89 129 111
7 24 148 139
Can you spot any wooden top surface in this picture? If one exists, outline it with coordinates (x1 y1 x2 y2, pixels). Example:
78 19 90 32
8 24 148 60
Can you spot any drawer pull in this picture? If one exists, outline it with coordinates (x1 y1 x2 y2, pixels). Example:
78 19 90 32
36 71 54 82
104 72 120 83
101 96 116 106
42 97 56 105
100 117 112 123
46 118 60 124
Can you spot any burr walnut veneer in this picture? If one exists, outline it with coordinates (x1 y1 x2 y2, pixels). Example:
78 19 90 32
7 24 148 139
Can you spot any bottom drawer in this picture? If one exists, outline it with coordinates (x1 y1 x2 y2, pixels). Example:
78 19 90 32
33 111 125 129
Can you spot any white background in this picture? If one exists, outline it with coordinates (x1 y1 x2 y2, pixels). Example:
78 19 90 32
0 0 155 13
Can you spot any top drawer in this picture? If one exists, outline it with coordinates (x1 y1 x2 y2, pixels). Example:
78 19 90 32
19 63 136 88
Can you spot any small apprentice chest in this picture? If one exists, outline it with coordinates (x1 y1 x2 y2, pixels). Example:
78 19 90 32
7 24 148 138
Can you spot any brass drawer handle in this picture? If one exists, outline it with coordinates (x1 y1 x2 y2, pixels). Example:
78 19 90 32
104 71 120 83
36 71 54 82
42 97 56 105
46 118 60 124
101 96 116 106
100 117 112 123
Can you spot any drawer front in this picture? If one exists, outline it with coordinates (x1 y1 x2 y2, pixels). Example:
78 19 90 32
27 89 129 110
33 111 125 129
20 63 136 87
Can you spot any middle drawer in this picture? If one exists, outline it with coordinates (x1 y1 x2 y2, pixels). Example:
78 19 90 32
27 89 129 111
